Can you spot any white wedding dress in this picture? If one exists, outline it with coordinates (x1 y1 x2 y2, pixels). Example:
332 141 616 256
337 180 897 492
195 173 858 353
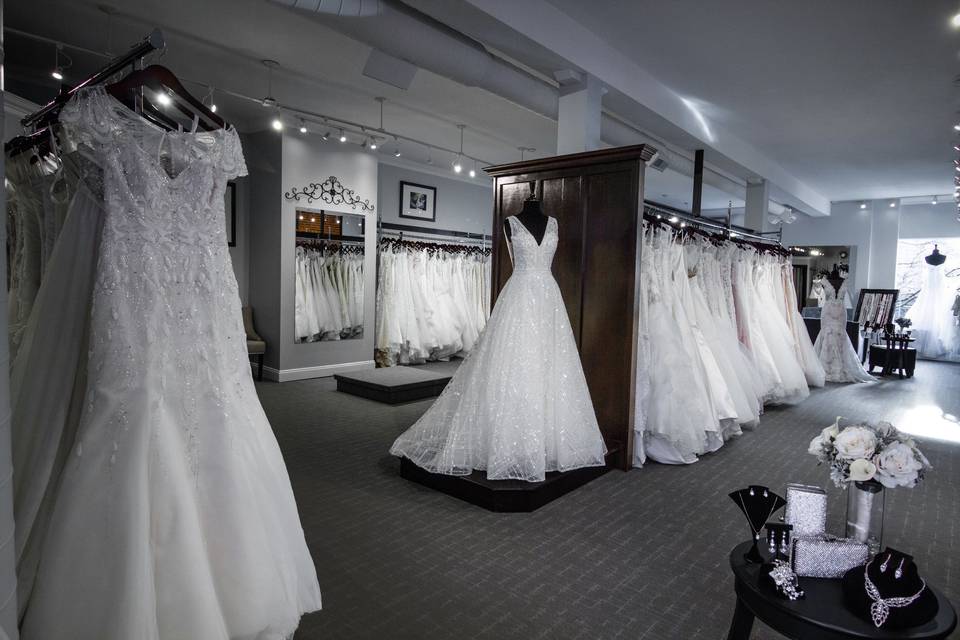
907 262 957 359
813 279 875 383
19 87 321 640
390 215 607 482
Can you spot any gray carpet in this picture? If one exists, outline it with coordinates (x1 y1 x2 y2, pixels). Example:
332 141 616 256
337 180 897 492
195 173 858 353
254 361 960 640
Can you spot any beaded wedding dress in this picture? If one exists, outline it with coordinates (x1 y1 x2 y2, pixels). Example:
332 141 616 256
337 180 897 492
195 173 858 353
814 278 875 383
390 215 607 482
19 87 321 640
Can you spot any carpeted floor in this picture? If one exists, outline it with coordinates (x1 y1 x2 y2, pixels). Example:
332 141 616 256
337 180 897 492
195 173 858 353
255 360 960 640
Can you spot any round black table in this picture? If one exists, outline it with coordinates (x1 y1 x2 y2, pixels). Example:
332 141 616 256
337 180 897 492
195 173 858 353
727 542 957 640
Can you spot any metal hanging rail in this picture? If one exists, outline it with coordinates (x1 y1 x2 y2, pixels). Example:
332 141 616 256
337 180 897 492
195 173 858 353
378 221 491 243
21 28 165 128
643 200 783 245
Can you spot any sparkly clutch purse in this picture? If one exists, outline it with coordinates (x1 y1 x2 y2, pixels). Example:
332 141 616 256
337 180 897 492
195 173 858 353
784 483 827 538
792 536 869 578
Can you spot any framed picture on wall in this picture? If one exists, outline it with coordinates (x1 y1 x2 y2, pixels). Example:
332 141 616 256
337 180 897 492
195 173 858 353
399 181 437 222
225 181 237 247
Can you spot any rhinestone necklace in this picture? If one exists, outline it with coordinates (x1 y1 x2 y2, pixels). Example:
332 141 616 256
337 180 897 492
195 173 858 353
863 558 926 628
737 492 778 541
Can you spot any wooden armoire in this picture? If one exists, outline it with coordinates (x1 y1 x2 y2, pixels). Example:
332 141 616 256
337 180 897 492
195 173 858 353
485 145 656 470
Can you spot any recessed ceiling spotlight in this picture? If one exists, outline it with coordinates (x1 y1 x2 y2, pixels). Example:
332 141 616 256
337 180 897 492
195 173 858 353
889 200 896 208
859 202 867 209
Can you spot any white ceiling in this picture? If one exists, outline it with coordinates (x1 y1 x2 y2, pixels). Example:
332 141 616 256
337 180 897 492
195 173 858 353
7 0 957 211
544 0 960 203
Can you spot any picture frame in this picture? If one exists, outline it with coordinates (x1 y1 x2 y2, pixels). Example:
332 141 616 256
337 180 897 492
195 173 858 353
225 181 237 247
399 181 437 222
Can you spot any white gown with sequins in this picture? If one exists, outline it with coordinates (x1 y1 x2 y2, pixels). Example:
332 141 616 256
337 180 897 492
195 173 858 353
19 87 321 640
390 216 607 482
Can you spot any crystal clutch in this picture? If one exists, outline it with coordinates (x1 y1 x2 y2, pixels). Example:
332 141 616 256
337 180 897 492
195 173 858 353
784 483 827 538
792 536 869 578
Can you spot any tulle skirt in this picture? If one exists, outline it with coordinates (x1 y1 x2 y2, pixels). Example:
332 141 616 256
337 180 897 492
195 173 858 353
390 269 607 482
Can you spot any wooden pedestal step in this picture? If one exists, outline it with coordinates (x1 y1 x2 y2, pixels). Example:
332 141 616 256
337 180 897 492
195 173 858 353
335 366 452 404
399 444 622 512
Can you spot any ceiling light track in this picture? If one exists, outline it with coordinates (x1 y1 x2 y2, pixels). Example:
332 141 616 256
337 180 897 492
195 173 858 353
193 82 495 168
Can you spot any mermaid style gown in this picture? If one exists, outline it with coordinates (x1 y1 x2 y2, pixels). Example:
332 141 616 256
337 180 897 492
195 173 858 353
390 215 607 482
19 87 321 640
814 278 875 383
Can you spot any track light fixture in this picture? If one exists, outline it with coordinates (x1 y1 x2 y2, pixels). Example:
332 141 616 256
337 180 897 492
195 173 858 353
338 129 347 143
369 138 378 150
453 124 466 174
889 200 896 208
859 202 867 209
51 43 70 81
299 119 307 134
261 60 279 107
393 137 401 157
469 159 477 179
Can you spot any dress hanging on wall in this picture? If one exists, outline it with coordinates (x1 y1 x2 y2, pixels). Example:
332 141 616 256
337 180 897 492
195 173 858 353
390 215 607 482
17 86 321 640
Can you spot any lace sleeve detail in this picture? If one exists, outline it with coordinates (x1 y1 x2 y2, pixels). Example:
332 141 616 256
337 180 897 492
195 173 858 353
221 128 248 180
58 87 117 151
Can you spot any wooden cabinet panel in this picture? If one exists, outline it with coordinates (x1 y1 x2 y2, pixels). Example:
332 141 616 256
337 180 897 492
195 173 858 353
542 176 584 340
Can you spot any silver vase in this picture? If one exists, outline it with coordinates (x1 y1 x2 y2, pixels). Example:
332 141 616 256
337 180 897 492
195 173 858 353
845 480 885 555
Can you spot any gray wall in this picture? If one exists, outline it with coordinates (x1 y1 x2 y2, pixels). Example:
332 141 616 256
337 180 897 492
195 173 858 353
228 176 250 304
377 162 493 235
245 132 284 371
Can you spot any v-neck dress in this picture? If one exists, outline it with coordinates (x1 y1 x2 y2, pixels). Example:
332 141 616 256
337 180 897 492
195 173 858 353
20 86 321 640
390 215 607 482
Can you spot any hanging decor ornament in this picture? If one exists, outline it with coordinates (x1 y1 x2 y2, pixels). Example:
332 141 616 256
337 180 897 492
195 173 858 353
284 175 375 211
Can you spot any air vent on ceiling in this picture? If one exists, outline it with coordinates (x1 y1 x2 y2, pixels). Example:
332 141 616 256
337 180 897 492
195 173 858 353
646 152 668 172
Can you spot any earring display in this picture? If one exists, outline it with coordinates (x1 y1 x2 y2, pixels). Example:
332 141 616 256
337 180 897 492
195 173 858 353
729 485 786 563
842 547 940 630
765 523 793 562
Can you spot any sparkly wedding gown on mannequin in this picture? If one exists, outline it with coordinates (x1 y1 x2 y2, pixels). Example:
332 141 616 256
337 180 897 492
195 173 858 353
814 278 874 383
390 215 607 482
19 87 321 640
907 261 957 359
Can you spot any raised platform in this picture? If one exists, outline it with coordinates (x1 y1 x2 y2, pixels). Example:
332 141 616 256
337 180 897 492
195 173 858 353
334 366 452 404
399 445 621 512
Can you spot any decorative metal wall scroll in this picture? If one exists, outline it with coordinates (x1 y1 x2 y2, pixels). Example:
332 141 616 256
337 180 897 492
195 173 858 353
284 176 375 212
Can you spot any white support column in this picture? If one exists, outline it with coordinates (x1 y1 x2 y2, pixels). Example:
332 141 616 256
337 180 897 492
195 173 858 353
556 73 603 155
743 179 771 233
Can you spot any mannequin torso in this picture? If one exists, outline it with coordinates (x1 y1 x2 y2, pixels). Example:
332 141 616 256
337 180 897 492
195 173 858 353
505 198 549 244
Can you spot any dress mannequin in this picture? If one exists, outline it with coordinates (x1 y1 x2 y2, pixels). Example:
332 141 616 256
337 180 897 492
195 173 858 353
505 195 550 244
827 264 845 296
843 548 937 629
925 245 946 266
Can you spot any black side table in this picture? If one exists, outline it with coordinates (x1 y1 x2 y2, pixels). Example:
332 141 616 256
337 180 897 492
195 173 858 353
727 542 957 640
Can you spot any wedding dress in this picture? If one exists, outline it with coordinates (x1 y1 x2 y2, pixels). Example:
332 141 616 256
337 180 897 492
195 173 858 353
813 278 875 383
390 215 606 482
19 87 321 640
907 262 957 359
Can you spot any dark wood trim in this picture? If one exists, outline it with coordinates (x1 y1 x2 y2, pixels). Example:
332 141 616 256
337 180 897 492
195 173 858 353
226 181 237 247
484 144 656 177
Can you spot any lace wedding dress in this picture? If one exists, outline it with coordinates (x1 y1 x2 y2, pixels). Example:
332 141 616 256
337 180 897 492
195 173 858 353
19 87 321 640
907 262 957 359
814 278 874 383
390 215 607 482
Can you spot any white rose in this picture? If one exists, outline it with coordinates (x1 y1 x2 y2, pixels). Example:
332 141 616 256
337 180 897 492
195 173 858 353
874 442 924 488
848 458 877 482
833 426 878 461
808 435 825 456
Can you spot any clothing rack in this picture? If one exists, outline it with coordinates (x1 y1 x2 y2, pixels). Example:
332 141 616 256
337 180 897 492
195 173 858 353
378 220 491 244
643 201 784 245
21 28 165 129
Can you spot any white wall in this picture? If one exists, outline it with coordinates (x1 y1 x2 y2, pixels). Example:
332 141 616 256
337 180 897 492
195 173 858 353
899 202 960 240
278 135 378 377
377 162 493 235
782 201 877 299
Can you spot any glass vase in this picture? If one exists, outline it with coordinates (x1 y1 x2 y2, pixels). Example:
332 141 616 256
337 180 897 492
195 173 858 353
845 480 884 555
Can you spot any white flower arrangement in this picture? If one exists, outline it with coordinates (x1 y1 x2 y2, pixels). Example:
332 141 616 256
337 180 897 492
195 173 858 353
808 417 931 489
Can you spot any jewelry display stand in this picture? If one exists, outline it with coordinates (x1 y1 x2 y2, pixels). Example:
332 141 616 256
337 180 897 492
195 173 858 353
843 547 939 630
729 485 786 564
